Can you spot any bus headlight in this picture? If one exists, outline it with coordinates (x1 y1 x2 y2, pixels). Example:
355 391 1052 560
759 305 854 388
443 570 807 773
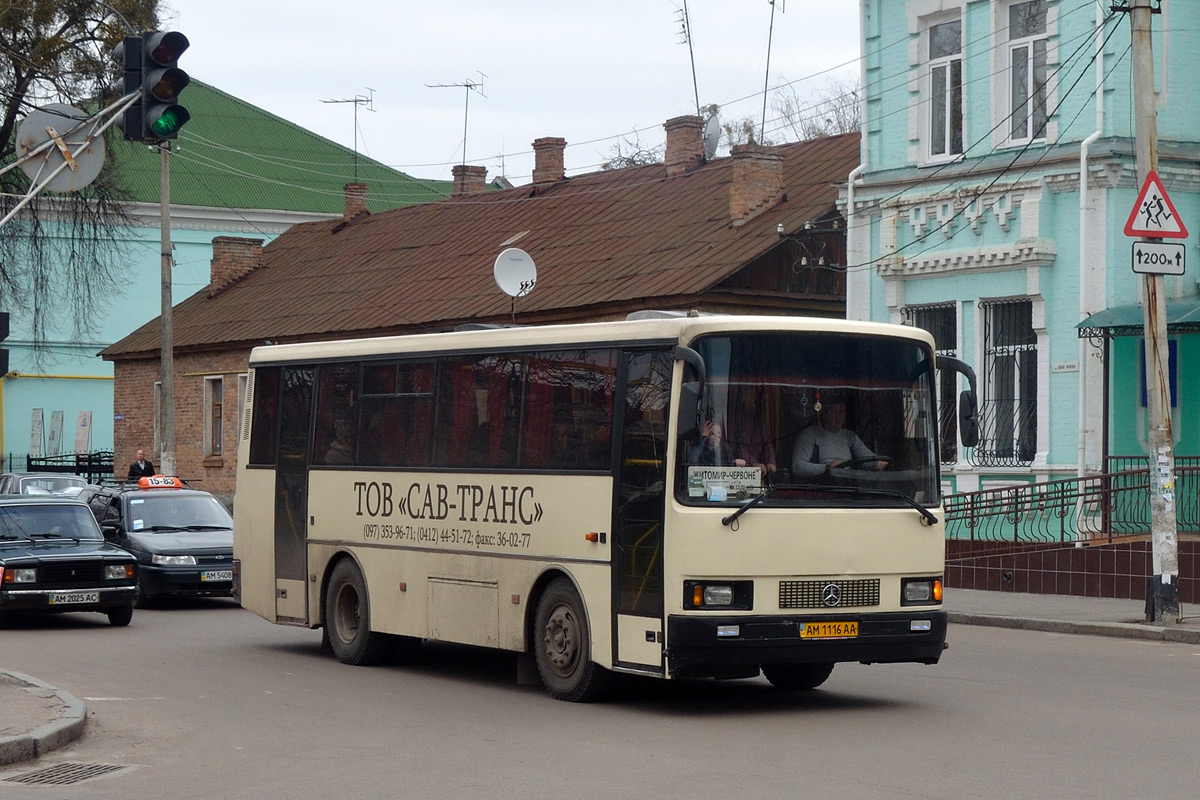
684 580 753 609
901 577 943 605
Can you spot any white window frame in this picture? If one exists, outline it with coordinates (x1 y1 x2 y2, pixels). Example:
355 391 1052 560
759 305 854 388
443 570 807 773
1006 0 1049 145
927 18 964 161
203 376 224 457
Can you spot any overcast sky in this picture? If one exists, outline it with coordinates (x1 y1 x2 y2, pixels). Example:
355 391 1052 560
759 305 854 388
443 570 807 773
162 1 861 184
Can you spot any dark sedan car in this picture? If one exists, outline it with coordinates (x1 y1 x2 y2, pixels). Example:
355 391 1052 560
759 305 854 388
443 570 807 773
0 496 138 626
82 478 234 608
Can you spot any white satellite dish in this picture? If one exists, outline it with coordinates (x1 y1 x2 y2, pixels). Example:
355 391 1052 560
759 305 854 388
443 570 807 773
702 113 721 160
494 247 537 298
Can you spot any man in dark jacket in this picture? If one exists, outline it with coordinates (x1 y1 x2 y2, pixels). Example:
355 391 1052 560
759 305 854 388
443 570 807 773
128 449 155 478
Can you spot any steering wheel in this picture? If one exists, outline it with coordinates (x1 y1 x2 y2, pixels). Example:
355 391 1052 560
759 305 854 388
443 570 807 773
833 455 892 470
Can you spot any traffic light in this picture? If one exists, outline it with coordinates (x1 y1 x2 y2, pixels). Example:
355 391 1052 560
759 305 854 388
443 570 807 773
116 31 190 142
141 31 190 140
0 311 9 375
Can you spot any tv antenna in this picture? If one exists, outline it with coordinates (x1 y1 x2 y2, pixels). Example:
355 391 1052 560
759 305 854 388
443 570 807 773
761 0 784 143
676 1 701 116
321 88 376 180
427 71 487 167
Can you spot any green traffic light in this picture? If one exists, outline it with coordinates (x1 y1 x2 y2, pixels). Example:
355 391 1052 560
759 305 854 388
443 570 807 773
149 105 191 137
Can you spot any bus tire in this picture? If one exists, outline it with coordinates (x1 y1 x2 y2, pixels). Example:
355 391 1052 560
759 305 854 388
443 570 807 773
761 662 835 691
533 579 611 702
325 559 388 666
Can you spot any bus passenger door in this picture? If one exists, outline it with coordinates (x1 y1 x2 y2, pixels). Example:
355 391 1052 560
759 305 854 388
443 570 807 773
274 366 314 622
612 350 670 672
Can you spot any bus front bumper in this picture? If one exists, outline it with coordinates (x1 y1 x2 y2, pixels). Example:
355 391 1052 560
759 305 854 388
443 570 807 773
665 611 948 677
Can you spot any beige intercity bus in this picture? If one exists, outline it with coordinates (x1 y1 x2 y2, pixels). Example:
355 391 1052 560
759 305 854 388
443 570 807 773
233 314 978 701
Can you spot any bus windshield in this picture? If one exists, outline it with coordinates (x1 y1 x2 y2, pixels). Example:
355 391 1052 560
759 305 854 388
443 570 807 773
677 331 939 507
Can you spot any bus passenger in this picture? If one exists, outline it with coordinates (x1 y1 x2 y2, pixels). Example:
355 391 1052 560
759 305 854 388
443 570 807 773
688 421 745 467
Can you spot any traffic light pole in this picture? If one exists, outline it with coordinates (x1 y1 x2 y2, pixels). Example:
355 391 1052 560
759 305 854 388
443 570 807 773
159 142 176 477
1129 0 1178 623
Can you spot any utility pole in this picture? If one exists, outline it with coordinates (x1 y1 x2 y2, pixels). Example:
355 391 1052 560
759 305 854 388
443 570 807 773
159 141 175 478
1127 0 1178 623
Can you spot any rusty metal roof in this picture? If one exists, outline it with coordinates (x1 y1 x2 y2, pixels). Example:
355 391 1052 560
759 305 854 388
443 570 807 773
103 132 860 359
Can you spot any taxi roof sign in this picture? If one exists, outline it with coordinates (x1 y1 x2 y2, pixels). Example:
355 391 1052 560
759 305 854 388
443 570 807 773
138 475 183 489
1125 170 1189 239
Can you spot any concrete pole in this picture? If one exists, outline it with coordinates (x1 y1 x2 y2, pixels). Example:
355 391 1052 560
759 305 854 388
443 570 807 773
159 142 176 478
1130 0 1178 623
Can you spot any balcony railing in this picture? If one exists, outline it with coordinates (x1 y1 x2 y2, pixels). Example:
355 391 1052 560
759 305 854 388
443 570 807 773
944 458 1200 543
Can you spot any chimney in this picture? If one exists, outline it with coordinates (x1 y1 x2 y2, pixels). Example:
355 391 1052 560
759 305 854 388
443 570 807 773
532 137 566 184
209 236 264 296
729 144 784 226
452 164 489 195
664 115 704 177
343 182 368 221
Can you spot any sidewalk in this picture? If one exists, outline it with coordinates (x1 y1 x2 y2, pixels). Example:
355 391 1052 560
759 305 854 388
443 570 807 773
3 589 1199 767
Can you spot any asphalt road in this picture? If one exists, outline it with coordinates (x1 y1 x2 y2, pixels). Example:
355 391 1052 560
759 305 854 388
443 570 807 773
1 600 1198 799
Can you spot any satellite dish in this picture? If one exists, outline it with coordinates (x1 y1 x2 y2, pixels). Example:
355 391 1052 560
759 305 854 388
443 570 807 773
17 104 105 193
703 113 721 160
494 247 537 298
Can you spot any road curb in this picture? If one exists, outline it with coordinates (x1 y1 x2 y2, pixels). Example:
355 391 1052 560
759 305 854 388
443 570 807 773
0 670 87 767
948 612 1200 645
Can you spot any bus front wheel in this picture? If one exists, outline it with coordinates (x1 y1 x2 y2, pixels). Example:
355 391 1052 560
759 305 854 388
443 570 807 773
533 579 610 702
761 662 835 691
325 559 389 666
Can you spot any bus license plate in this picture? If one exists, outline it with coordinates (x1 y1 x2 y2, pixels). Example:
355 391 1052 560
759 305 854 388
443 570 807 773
48 591 100 605
800 621 858 639
201 570 233 582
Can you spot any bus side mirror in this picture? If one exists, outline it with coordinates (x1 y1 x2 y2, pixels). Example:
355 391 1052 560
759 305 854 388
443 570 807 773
673 345 706 442
677 381 700 441
958 390 980 447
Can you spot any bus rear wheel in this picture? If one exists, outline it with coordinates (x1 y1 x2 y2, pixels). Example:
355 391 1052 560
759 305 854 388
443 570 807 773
325 559 389 666
533 579 610 702
761 662 835 691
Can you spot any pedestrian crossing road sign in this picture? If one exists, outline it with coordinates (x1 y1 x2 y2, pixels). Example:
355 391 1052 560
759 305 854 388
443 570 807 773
1124 170 1189 239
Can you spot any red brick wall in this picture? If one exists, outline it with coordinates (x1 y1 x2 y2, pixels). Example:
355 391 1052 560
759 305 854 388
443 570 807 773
946 539 1197 604
112 348 252 502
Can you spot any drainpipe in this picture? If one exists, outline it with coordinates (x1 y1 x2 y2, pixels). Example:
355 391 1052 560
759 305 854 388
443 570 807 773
847 163 865 319
1078 0 1105 480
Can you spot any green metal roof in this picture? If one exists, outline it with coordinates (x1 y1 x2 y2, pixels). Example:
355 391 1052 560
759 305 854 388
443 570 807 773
109 81 450 213
1077 298 1200 338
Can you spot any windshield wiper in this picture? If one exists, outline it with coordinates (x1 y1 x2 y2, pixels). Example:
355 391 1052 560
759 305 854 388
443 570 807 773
721 483 938 527
146 525 187 532
31 533 83 542
183 524 229 531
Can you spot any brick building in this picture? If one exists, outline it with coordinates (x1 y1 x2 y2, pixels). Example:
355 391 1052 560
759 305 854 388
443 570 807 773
102 120 862 499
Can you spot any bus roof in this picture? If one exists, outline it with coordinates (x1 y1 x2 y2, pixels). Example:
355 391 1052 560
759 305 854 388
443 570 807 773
247 314 934 366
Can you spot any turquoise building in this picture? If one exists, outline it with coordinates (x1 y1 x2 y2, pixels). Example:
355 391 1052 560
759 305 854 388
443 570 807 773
2 81 450 464
845 0 1200 493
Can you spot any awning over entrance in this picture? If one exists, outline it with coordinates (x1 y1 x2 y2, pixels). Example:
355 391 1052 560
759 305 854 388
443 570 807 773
1077 298 1200 338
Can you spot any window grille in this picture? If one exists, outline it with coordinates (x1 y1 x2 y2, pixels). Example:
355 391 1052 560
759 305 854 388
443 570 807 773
976 299 1037 467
